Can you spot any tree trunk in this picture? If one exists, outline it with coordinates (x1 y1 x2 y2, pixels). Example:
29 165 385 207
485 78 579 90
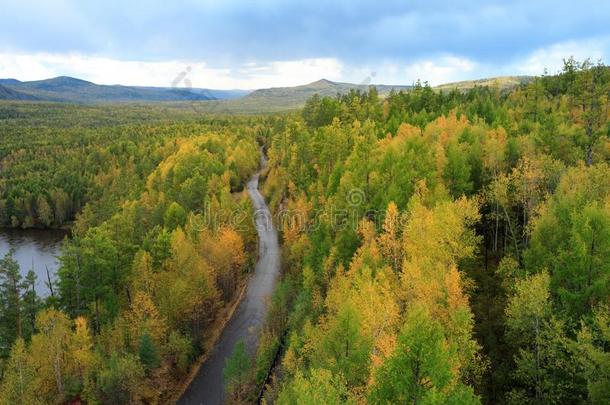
494 200 499 252
75 248 82 313
46 265 55 298
54 352 64 397
95 296 100 335
586 140 593 166
534 316 542 405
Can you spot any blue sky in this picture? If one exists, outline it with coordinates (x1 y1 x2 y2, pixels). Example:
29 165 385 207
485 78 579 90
1 0 609 88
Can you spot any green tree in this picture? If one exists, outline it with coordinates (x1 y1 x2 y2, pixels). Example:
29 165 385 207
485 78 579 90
223 340 251 398
564 59 609 165
96 353 146 404
0 249 25 357
36 196 54 227
164 201 187 230
505 272 585 404
369 306 479 405
22 269 40 339
138 333 160 373
576 305 610 404
444 141 473 197
525 164 610 318
0 338 41 405
313 304 371 387
79 227 120 332
277 368 354 405
166 331 192 375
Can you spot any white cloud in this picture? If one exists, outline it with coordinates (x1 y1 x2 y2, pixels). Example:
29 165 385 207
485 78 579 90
0 52 345 89
512 38 609 75
402 55 478 85
0 44 607 91
0 51 482 89
232 58 344 88
335 56 479 86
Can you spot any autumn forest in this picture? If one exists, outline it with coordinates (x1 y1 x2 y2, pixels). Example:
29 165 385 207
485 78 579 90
0 58 609 405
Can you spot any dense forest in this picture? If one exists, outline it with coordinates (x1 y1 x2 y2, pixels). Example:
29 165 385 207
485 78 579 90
0 58 609 404
0 104 265 402
250 58 610 405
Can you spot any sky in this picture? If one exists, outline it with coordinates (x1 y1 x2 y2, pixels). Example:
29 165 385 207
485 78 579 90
1 0 609 89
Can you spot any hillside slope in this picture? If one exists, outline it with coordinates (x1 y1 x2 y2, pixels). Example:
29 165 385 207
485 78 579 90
225 79 412 112
434 75 534 92
0 75 535 111
0 84 40 101
0 76 230 102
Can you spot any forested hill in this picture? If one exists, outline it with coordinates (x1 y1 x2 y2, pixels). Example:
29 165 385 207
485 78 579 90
241 78 411 107
0 75 532 109
0 76 248 103
434 75 535 92
192 76 533 113
253 59 610 404
0 84 39 100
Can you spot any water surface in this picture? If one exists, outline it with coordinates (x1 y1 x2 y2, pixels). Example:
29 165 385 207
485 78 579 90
0 228 67 297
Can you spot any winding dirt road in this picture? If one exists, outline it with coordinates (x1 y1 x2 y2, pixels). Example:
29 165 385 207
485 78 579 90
178 154 280 405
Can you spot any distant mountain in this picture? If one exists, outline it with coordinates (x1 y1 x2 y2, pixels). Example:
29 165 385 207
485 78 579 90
185 76 536 114
0 84 39 101
0 76 249 103
236 79 412 111
0 79 23 86
187 88 251 100
0 75 535 111
434 75 535 92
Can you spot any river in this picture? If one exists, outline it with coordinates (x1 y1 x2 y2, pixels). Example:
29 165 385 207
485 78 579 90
0 228 67 297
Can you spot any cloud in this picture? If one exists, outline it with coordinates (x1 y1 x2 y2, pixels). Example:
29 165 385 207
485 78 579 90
0 52 344 88
511 38 610 75
0 51 483 88
0 1 609 87
401 56 478 86
1 0 609 65
1 39 608 89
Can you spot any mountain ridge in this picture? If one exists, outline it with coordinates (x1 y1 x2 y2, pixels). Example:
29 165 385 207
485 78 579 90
0 75 535 110
0 84 40 101
434 75 535 92
0 76 246 103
